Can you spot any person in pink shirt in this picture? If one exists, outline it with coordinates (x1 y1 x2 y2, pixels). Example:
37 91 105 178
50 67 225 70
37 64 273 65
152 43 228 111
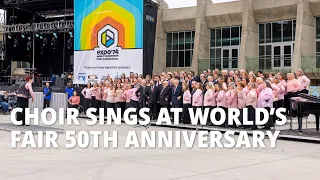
246 82 257 130
95 82 103 110
192 82 203 114
68 91 80 107
255 77 263 97
102 82 110 114
237 82 246 128
216 83 226 127
257 81 274 129
204 82 215 125
114 83 125 117
296 69 310 94
285 73 300 114
81 83 92 111
105 84 115 112
122 84 132 110
226 82 238 127
182 82 192 124
90 82 99 110
242 77 249 94
129 84 141 113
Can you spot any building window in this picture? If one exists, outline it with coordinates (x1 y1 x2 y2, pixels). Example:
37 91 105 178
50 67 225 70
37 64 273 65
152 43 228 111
166 31 194 67
259 20 296 70
210 26 241 70
317 17 320 54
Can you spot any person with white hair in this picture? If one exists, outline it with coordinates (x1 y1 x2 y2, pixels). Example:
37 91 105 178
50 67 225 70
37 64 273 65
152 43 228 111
296 69 310 94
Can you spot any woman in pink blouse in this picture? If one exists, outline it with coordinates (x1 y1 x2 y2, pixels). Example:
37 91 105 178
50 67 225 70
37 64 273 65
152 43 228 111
237 82 246 128
81 83 92 111
246 82 257 130
226 82 238 127
114 83 125 117
95 82 103 110
277 73 287 107
285 73 300 114
192 82 203 114
296 69 310 94
216 83 226 127
257 81 274 129
255 77 264 97
104 83 115 112
204 82 215 125
182 82 191 124
90 82 99 110
122 84 132 110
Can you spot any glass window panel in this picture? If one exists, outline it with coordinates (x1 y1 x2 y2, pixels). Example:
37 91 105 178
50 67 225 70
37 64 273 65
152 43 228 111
191 50 193 64
317 42 320 52
210 49 215 59
272 22 282 42
191 31 195 49
166 51 172 67
259 56 265 70
293 20 296 41
273 46 281 67
231 27 240 45
210 29 216 47
167 33 172 50
259 24 265 44
223 49 229 68
232 60 238 68
173 33 178 50
259 46 265 56
317 17 320 39
172 51 178 67
266 46 272 69
185 50 191 67
216 29 222 46
232 49 238 58
266 23 272 43
179 51 184 67
185 32 191 50
266 45 272 55
222 28 230 46
179 32 185 50
283 21 292 42
216 48 221 59
284 45 291 55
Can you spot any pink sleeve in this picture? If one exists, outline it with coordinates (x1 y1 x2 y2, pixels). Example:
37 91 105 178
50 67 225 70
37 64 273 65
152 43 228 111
81 88 86 97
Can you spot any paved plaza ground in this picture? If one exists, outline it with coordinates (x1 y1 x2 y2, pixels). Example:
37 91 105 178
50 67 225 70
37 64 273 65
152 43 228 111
0 114 319 180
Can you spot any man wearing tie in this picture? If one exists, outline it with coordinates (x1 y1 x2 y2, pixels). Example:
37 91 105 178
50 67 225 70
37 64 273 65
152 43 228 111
145 80 159 120
159 81 171 112
171 79 183 122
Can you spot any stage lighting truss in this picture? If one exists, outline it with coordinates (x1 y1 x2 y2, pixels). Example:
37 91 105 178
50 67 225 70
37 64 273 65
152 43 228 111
4 0 46 6
0 20 74 34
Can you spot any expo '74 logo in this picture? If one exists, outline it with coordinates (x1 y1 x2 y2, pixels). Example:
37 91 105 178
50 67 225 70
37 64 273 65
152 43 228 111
98 24 119 49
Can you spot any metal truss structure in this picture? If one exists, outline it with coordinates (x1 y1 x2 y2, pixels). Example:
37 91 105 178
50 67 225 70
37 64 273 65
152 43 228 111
0 20 74 34
4 0 46 6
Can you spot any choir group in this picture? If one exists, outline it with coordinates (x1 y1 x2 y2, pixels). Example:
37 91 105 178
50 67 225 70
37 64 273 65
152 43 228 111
78 68 311 130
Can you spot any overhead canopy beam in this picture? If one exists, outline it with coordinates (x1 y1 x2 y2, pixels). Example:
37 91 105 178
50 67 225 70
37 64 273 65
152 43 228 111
0 20 74 33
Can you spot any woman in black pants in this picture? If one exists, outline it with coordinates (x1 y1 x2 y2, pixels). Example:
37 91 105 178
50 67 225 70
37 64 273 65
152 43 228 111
81 83 92 111
16 75 34 126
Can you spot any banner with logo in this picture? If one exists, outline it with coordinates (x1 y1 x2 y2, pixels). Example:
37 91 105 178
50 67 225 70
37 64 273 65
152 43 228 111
74 0 143 84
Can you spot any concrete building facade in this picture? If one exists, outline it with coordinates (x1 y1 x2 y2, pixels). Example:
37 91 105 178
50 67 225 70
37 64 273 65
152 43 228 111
153 0 320 79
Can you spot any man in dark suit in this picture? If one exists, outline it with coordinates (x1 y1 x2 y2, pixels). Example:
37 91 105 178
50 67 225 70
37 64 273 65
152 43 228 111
159 81 171 112
136 79 148 109
145 80 159 120
171 79 183 122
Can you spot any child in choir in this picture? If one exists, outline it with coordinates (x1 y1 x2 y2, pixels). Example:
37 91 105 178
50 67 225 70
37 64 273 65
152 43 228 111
81 83 92 111
182 82 192 124
245 82 257 130
204 82 215 126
